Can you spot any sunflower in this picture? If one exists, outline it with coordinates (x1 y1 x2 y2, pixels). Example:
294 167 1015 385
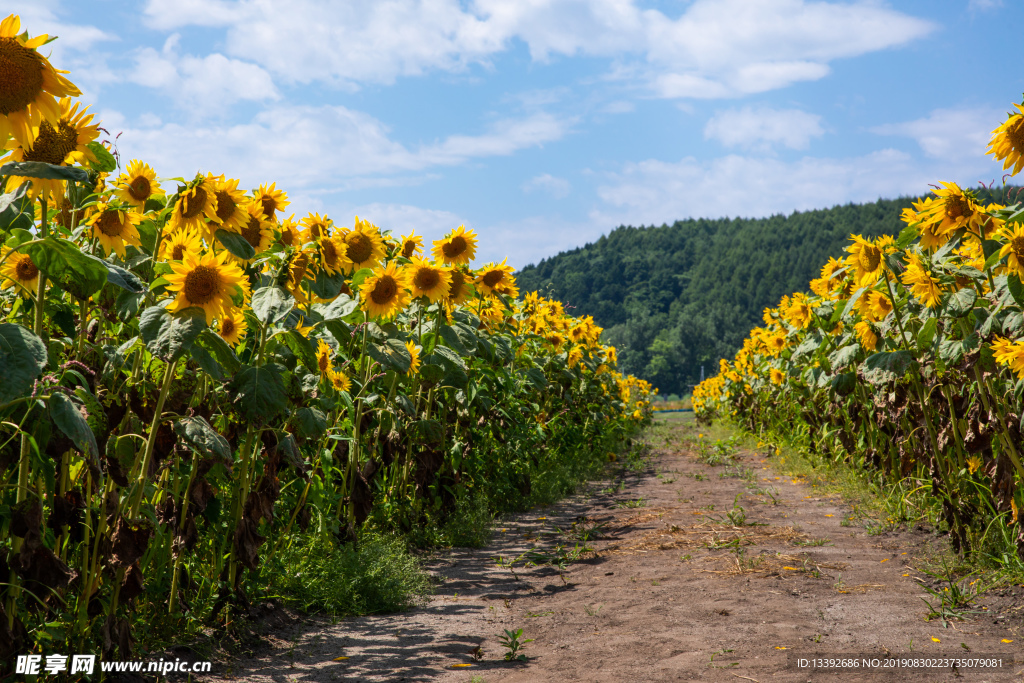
315 339 332 376
317 235 352 276
300 212 332 244
399 233 423 259
567 346 583 369
405 340 421 376
2 97 98 199
987 103 1024 177
209 175 249 235
0 14 81 148
167 175 219 234
339 218 385 272
432 225 477 266
359 262 411 320
113 160 163 209
237 203 273 259
86 203 143 258
854 320 879 351
844 235 893 285
218 309 246 346
809 257 847 299
277 215 301 249
992 336 1024 378
159 229 203 262
861 290 893 322
998 223 1024 278
769 368 785 385
445 267 472 306
165 249 247 324
406 258 451 303
328 367 351 392
0 246 39 297
783 292 812 329
901 252 942 309
253 183 288 222
916 182 984 237
966 454 983 475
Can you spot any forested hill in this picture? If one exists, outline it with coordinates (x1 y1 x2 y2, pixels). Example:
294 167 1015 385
516 189 1018 395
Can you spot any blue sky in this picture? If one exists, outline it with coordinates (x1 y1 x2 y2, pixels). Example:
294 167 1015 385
15 0 1023 268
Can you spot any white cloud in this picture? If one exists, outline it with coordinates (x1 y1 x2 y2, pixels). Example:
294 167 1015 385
113 105 571 187
522 173 570 198
343 202 466 244
601 100 635 114
704 106 824 151
871 107 1001 161
140 0 934 97
969 0 1003 11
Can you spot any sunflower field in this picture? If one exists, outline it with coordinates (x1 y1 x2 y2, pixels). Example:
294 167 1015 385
694 99 1024 562
0 15 652 665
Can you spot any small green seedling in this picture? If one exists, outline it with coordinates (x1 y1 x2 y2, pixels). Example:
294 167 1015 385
498 628 533 662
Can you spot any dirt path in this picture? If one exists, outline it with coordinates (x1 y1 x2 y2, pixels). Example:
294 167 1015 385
202 413 1023 682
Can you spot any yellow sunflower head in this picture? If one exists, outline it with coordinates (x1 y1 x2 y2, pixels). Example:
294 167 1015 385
317 235 352 276
315 338 332 376
844 234 887 284
998 223 1024 279
0 246 39 297
0 14 81 148
445 266 472 306
917 182 983 236
987 102 1024 177
431 225 477 266
359 261 411 320
159 229 204 263
300 212 332 244
405 340 421 376
567 345 584 369
278 215 301 249
901 251 942 309
253 182 288 222
854 320 879 351
340 218 386 272
407 258 451 303
86 203 143 258
113 160 164 209
236 202 274 260
399 233 423 259
328 367 351 392
210 175 249 235
218 309 247 346
769 368 785 385
168 175 219 234
2 97 98 199
164 249 247 324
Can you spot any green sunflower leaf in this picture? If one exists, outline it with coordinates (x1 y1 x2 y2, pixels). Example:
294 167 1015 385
139 305 207 362
85 142 117 173
229 363 289 422
0 161 90 183
214 228 255 260
309 269 347 299
0 323 48 403
49 393 99 461
26 237 107 300
251 285 295 325
105 263 146 293
173 416 232 463
861 350 918 384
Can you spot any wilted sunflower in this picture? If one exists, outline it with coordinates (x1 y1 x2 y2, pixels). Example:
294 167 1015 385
0 246 39 297
315 339 332 376
328 367 351 392
165 249 246 324
210 175 249 235
359 262 411 320
399 233 423 259
113 160 164 209
86 203 143 258
405 340 421 376
340 218 385 272
168 176 219 234
0 14 81 148
253 182 288 222
988 103 1024 177
998 223 1024 278
317 235 352 276
159 229 203 262
300 212 332 243
237 203 273 258
407 257 451 303
2 97 98 199
218 309 246 346
277 215 301 249
432 225 477 266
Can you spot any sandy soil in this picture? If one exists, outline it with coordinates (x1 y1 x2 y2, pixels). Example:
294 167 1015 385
195 413 1023 683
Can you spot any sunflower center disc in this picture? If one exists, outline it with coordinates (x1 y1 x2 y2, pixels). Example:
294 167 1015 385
859 246 881 273
183 265 220 304
221 318 235 337
322 241 338 267
128 176 151 202
23 119 78 165
260 197 277 220
1011 236 1024 260
171 244 185 260
1007 119 1024 152
402 241 416 258
945 196 972 221
94 211 126 237
347 234 372 263
414 269 440 291
309 223 325 241
215 191 236 222
180 186 208 220
442 236 466 259
318 351 330 374
370 276 397 305
14 255 37 281
0 38 45 116
290 252 309 281
241 217 262 247
280 227 295 246
482 270 504 287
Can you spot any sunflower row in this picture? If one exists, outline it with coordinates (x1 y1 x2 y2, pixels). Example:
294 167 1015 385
0 14 652 666
695 98 1024 555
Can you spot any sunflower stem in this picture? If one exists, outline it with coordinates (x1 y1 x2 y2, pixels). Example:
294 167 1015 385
128 358 178 519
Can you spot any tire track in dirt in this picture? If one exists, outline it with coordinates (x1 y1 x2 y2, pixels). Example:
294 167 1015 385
202 413 1023 682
